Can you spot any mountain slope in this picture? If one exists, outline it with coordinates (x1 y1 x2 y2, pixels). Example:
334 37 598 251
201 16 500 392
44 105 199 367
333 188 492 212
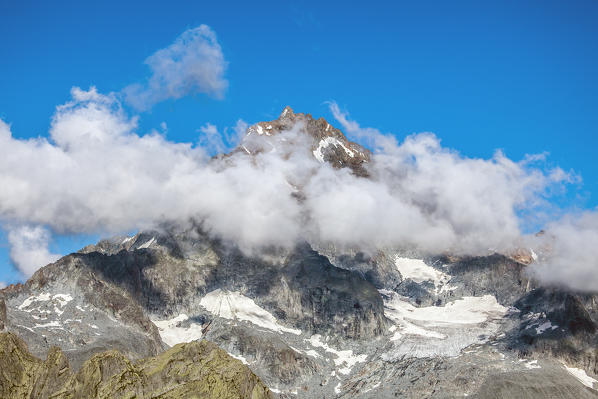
1 108 598 398
0 331 273 399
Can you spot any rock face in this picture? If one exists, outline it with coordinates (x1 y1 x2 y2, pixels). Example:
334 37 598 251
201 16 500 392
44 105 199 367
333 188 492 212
1 250 166 369
0 331 273 399
242 106 371 176
2 108 598 398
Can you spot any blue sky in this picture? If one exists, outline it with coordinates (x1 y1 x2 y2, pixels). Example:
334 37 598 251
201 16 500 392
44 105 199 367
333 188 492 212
1 0 597 284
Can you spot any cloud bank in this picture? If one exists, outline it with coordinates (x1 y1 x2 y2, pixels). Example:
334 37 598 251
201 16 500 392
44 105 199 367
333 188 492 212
527 212 598 292
123 25 228 111
2 86 594 292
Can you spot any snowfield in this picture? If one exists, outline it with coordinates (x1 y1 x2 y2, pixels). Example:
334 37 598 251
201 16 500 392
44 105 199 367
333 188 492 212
200 289 301 335
313 137 355 163
381 290 508 359
151 314 204 346
565 365 598 390
394 257 449 286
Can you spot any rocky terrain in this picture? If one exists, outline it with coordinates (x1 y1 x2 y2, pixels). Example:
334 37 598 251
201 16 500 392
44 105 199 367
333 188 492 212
1 107 597 398
0 331 272 398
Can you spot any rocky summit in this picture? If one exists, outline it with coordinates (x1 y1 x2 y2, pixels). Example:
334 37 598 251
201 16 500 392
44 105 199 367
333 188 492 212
1 108 598 398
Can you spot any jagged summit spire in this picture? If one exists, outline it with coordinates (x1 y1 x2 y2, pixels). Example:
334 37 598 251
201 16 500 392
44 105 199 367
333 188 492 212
280 106 295 119
242 106 371 176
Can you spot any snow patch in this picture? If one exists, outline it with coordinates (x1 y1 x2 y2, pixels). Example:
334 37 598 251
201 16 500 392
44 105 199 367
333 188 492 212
34 320 62 329
151 314 203 347
53 294 73 307
138 237 156 249
394 257 451 291
19 293 73 317
306 335 367 375
19 293 52 310
200 289 301 335
383 290 506 327
312 137 355 163
535 321 558 334
523 359 541 369
381 290 507 359
121 236 134 245
230 353 249 365
565 366 597 390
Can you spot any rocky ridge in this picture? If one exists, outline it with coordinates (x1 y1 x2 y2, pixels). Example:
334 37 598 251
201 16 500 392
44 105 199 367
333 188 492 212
0 331 273 399
241 106 370 176
1 107 598 398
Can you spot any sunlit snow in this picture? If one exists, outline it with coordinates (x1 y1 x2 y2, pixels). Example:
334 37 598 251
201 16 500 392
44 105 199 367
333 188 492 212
200 289 301 335
138 237 156 249
312 137 355 163
394 257 451 291
151 314 204 346
381 290 507 359
565 365 597 390
307 334 367 375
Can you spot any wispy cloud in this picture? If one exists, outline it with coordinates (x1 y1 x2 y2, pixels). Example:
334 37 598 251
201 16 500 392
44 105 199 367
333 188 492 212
123 25 228 111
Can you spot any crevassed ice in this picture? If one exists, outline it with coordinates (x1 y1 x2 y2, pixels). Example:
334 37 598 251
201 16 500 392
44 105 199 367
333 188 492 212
200 289 301 335
384 291 507 327
151 313 204 347
381 290 508 359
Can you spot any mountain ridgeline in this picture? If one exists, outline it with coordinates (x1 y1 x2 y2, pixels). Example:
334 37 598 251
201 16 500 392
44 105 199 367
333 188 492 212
1 108 597 398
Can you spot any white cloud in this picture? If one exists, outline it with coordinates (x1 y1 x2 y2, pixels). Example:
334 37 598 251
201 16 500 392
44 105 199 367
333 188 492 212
123 25 228 111
527 212 598 292
7 226 60 277
198 119 246 155
320 103 569 254
0 281 5 289
328 101 398 153
0 88 581 280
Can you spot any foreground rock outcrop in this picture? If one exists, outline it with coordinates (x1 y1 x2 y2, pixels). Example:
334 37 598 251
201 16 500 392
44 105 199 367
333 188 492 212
0 331 273 399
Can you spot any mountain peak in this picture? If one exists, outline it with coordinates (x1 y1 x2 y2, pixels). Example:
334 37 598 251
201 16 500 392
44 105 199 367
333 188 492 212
280 105 295 119
243 107 371 176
